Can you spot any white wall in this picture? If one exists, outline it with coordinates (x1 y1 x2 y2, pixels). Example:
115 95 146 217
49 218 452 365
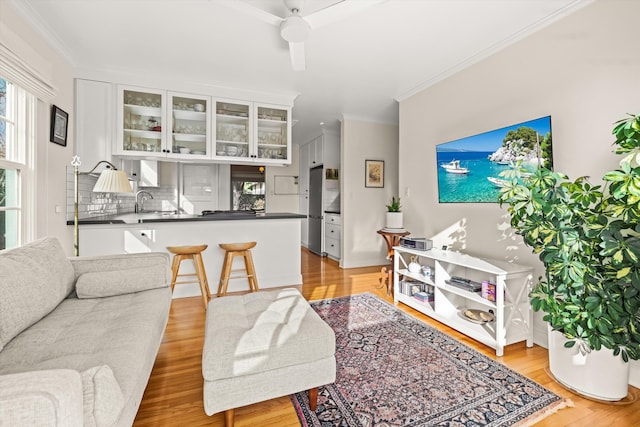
341 118 399 268
1 2 75 254
265 144 300 213
398 0 640 380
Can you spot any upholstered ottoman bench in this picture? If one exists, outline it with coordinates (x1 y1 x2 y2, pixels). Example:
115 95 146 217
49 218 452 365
202 288 336 427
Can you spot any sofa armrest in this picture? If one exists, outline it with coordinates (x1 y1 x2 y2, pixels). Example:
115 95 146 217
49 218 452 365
0 369 84 427
69 252 171 298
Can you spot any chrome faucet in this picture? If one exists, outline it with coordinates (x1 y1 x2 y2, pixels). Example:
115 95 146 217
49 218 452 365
135 190 154 213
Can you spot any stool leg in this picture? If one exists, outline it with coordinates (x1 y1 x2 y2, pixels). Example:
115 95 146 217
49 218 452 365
193 254 210 309
218 252 234 297
244 250 259 292
170 255 182 292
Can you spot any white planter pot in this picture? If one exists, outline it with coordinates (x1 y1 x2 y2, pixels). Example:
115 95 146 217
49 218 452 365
548 326 630 401
385 212 403 229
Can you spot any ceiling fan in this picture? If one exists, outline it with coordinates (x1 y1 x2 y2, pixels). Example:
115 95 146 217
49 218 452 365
220 0 386 71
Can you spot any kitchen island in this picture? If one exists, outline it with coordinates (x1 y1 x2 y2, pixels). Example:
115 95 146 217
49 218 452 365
71 212 305 298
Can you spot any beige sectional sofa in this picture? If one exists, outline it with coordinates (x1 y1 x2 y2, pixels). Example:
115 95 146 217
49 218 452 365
0 237 172 426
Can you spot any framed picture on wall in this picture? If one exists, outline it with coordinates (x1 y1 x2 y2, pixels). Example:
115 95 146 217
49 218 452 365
436 115 552 203
50 105 69 147
365 160 384 188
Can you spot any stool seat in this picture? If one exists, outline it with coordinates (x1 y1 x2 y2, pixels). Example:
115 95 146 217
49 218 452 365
167 244 208 255
219 242 256 251
167 244 211 308
217 241 259 297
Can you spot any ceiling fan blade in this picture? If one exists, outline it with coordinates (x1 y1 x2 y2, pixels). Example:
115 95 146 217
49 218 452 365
304 0 386 29
288 42 306 71
218 0 284 26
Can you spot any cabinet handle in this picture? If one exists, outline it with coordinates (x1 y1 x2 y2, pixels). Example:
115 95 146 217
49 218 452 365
141 232 147 237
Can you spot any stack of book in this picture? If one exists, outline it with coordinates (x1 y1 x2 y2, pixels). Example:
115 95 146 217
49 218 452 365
413 291 434 303
400 279 423 296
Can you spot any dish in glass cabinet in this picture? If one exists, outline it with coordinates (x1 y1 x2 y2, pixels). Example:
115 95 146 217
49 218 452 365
463 309 494 324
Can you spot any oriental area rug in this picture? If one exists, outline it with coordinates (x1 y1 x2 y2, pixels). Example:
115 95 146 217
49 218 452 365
291 293 568 427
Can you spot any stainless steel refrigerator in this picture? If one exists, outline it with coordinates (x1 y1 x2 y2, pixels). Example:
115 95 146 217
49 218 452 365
308 166 323 255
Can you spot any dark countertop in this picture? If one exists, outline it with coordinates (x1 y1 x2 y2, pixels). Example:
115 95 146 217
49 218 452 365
68 212 306 225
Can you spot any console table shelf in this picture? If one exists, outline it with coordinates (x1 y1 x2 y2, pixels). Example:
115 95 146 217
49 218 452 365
393 247 534 356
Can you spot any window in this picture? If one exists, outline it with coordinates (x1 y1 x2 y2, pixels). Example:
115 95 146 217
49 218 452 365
0 77 34 250
230 165 266 211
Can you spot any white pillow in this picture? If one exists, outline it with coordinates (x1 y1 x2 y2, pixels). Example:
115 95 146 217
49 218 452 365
75 266 167 298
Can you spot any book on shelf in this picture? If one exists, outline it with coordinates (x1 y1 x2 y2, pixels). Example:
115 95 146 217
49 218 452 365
413 291 434 303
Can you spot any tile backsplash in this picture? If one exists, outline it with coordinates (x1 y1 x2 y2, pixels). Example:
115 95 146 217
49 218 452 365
66 167 178 221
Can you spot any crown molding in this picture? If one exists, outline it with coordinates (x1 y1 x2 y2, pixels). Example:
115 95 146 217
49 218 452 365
9 0 79 68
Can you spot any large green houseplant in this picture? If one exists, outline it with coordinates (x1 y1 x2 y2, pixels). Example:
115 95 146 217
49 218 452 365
498 114 640 367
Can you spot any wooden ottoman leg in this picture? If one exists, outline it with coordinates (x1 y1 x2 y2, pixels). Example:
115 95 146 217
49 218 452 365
224 408 235 427
308 387 319 411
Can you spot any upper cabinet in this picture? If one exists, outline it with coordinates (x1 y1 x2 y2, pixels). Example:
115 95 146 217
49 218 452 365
213 100 251 159
168 92 212 159
114 84 291 164
255 104 290 164
308 135 324 166
116 85 166 157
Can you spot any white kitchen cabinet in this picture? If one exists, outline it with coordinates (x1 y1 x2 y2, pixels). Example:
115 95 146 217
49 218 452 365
299 143 310 247
255 103 291 164
324 213 341 260
74 79 114 167
213 99 251 160
212 100 291 165
299 143 309 195
115 85 167 157
393 247 534 356
116 86 213 160
308 136 323 166
168 91 211 159
113 84 291 164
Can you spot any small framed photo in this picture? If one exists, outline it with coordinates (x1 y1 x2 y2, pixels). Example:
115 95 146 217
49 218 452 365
50 105 69 147
365 160 384 188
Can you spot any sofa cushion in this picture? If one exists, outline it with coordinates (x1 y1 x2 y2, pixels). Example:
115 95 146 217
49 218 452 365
76 266 167 298
0 237 75 351
81 365 124 427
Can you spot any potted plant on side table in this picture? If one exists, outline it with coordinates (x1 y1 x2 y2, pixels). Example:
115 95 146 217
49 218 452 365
498 113 640 401
385 196 403 230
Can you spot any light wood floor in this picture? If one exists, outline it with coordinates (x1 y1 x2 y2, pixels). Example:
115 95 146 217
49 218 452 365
134 248 640 426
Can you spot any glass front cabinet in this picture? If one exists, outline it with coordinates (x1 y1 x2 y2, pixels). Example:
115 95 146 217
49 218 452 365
213 100 291 164
255 104 290 163
168 92 211 159
117 86 166 157
116 85 291 164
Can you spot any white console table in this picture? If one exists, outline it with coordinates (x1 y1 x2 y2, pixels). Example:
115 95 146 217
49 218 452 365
393 247 534 356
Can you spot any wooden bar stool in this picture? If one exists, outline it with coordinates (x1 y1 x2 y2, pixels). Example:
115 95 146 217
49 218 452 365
217 242 259 297
167 244 211 309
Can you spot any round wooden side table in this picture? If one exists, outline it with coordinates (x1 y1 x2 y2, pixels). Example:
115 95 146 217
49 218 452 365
377 229 410 296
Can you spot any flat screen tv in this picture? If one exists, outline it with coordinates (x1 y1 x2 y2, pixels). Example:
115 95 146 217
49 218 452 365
436 115 552 203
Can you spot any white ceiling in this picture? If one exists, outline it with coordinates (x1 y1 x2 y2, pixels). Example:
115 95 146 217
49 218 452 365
14 0 590 143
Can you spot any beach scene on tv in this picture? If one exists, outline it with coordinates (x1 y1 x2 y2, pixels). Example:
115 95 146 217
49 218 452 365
436 116 552 203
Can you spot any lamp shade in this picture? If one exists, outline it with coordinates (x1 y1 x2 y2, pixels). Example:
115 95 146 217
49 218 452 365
92 169 133 193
